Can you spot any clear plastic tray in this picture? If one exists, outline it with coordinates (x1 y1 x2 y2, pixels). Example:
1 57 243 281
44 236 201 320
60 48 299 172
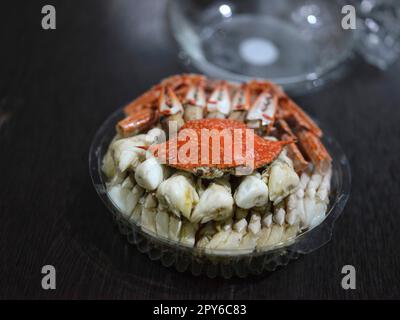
89 108 351 278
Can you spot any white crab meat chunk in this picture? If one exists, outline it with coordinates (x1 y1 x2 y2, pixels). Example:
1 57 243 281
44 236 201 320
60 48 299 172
263 224 284 247
262 213 273 227
234 174 269 209
233 218 248 234
237 233 258 253
273 202 286 226
205 230 231 250
316 166 332 202
304 193 328 228
141 194 158 235
191 182 234 223
179 222 198 247
248 213 262 235
168 215 182 242
301 169 331 229
196 222 217 248
130 203 143 223
264 159 300 204
155 209 170 239
256 227 272 249
156 174 199 220
145 127 166 145
112 136 147 172
282 223 299 242
215 231 244 251
134 157 164 191
107 177 143 218
102 149 116 179
286 193 299 225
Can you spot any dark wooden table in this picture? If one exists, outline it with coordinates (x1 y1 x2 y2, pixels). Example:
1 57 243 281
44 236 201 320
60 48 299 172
1 0 399 299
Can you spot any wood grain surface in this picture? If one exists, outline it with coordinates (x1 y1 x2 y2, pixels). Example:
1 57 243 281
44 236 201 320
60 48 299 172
0 0 399 299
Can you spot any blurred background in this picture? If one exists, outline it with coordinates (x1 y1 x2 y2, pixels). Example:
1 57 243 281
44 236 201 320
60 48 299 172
0 0 399 299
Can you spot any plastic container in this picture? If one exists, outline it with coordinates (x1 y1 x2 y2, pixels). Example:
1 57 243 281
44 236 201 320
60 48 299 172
89 107 351 278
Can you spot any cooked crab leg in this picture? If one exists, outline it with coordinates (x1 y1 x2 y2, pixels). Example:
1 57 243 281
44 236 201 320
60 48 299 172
276 119 308 173
158 85 185 132
278 97 322 137
296 129 332 174
246 90 278 133
123 86 160 115
228 84 251 121
206 81 231 119
117 107 159 137
183 80 206 121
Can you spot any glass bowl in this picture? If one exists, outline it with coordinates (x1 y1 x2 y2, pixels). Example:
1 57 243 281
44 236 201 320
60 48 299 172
167 0 400 94
89 108 351 278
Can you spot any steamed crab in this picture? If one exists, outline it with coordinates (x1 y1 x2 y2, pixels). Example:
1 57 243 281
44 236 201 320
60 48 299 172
103 74 332 254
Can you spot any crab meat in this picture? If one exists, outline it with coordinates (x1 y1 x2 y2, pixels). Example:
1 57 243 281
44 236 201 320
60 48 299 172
191 181 234 223
273 202 286 226
233 218 248 233
184 80 206 121
229 84 251 121
234 173 269 209
155 209 170 239
102 148 116 179
248 213 262 235
156 173 199 220
302 168 331 228
140 197 157 236
145 127 166 145
263 224 284 247
256 227 272 249
246 90 278 129
111 136 147 172
168 215 182 242
206 81 231 117
263 157 300 204
158 85 184 116
262 213 273 227
179 221 198 247
134 157 164 191
130 202 143 223
107 176 142 217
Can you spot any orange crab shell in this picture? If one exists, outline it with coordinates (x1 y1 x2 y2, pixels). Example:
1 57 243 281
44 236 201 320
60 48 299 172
148 119 292 171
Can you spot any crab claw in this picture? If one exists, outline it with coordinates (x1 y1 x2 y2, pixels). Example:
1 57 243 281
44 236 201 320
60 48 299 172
246 90 278 129
185 80 206 108
158 86 184 116
231 84 251 111
206 81 231 116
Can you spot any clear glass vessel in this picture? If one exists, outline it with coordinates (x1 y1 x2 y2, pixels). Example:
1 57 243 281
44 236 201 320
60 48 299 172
167 0 400 94
89 108 351 278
